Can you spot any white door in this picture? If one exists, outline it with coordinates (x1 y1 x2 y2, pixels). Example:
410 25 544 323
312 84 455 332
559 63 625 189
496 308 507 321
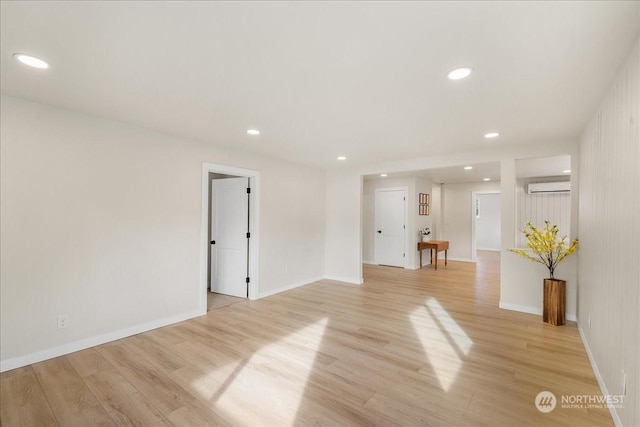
375 189 406 267
210 177 248 298
475 193 501 251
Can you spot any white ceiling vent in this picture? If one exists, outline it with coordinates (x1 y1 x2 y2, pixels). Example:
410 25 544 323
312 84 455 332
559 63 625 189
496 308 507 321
527 181 571 194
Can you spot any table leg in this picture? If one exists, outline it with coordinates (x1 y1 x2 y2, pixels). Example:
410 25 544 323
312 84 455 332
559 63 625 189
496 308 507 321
444 249 448 266
419 249 423 269
434 250 438 271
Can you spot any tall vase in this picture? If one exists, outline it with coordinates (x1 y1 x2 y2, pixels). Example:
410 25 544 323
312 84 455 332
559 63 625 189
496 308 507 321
543 279 566 326
422 236 431 242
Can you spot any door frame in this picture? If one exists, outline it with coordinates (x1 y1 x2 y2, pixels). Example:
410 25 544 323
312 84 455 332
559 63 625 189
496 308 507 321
470 190 500 262
374 186 408 269
200 163 260 312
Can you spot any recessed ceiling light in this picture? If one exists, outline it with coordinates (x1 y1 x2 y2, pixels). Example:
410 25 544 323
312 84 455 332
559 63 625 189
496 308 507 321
380 173 388 177
246 129 260 135
447 67 473 80
337 156 347 160
464 166 473 170
484 132 500 139
483 178 491 181
563 169 571 174
13 53 49 69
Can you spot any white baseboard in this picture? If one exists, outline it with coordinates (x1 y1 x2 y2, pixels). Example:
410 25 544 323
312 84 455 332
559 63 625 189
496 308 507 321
445 257 474 263
324 275 363 285
257 276 324 299
498 301 576 321
499 302 540 316
416 256 471 265
0 308 205 373
366 261 423 271
577 323 623 427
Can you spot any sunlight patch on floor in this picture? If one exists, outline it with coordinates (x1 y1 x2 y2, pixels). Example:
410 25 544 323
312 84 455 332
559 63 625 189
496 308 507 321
426 298 473 355
410 298 473 391
190 318 329 426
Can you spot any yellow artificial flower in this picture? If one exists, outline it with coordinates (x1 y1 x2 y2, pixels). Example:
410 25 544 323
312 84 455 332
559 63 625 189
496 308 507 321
509 221 579 279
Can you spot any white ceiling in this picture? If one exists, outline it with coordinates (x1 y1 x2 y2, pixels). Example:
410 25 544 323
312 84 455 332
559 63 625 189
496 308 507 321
515 155 571 179
364 162 501 184
362 155 570 184
1 2 638 170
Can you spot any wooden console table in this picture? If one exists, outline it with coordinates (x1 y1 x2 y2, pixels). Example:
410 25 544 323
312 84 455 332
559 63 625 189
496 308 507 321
417 240 449 270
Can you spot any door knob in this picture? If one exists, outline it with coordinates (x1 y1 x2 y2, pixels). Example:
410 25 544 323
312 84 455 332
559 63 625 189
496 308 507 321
210 240 216 245
377 230 382 233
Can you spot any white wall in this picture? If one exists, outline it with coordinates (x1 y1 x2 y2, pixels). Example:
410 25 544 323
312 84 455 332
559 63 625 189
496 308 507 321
577 40 639 427
442 181 501 261
0 95 326 370
324 169 362 284
416 177 435 249
515 176 571 248
431 184 442 240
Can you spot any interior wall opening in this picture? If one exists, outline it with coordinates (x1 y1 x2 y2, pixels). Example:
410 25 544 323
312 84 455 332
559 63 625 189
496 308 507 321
200 163 260 314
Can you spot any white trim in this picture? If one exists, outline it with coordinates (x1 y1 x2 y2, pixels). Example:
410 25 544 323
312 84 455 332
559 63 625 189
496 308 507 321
445 257 475 263
0 308 204 373
471 192 477 262
499 302 540 316
498 302 576 321
418 256 470 266
362 259 376 265
577 323 623 427
201 163 260 305
257 276 324 298
324 275 364 285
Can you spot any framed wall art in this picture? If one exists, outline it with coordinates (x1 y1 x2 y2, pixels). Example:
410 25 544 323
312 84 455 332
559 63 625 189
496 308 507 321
419 193 430 216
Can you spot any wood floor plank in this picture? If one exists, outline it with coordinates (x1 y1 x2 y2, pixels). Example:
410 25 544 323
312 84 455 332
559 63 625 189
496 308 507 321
125 333 188 374
0 366 59 427
31 357 115 426
65 348 115 378
96 342 230 426
83 369 174 427
1 252 613 426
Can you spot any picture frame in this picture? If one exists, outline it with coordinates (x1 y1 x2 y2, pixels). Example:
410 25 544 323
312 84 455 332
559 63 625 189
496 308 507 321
418 193 430 216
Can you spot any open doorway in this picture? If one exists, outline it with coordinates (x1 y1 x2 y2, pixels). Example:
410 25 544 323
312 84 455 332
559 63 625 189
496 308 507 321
471 192 501 261
200 163 259 313
208 174 249 310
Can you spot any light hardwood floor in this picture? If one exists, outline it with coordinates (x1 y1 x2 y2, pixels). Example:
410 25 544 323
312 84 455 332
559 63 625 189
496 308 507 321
1 252 613 426
207 292 245 312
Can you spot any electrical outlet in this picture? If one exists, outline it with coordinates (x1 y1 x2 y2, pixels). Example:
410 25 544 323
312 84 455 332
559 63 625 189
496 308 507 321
588 313 591 328
622 369 627 396
57 315 69 329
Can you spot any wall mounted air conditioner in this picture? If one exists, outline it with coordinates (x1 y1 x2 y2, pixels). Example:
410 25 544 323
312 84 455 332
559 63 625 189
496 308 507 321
527 181 571 194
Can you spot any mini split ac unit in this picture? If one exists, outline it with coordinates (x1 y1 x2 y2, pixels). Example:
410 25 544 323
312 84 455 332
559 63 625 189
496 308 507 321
527 181 571 194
